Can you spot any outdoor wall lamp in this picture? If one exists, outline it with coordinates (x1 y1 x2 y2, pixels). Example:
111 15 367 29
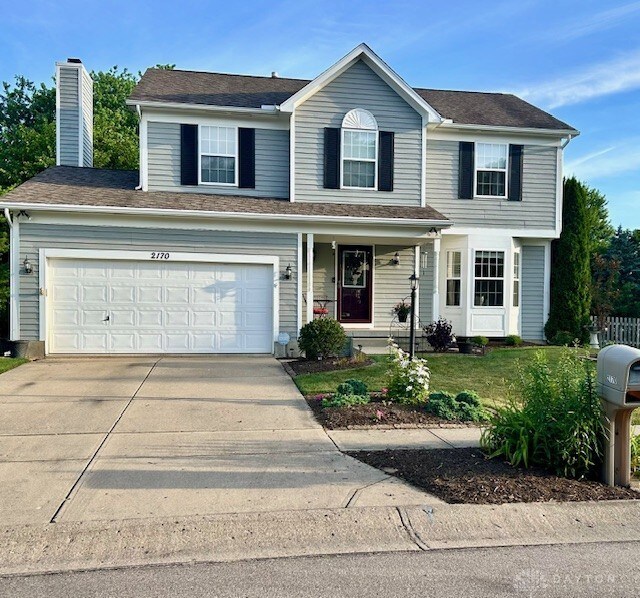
284 264 293 280
23 256 33 275
392 252 400 266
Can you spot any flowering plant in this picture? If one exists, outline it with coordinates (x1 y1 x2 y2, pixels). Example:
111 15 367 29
392 300 410 318
386 338 431 405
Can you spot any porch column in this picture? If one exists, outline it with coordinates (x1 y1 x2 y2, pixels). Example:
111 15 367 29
306 233 314 325
432 237 441 322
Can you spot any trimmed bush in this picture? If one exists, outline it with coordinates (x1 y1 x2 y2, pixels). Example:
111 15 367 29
423 318 454 352
298 318 347 360
480 349 605 479
337 379 368 396
505 335 523 347
322 393 370 409
471 336 489 347
550 330 576 346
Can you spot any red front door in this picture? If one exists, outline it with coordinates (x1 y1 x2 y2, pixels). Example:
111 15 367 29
337 245 373 324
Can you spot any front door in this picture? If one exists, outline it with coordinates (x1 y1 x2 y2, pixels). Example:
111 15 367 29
337 245 373 324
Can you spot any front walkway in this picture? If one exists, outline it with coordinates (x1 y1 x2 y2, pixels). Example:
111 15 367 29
0 356 440 525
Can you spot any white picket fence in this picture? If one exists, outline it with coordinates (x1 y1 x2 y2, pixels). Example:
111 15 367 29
593 316 640 348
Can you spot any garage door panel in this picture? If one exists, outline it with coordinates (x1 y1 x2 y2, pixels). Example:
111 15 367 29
48 258 274 354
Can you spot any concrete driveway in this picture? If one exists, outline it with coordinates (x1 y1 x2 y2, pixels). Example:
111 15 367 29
0 356 434 525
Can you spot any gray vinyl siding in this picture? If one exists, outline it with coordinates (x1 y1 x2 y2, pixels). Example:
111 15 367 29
57 67 80 167
18 224 298 341
418 244 434 325
374 246 416 328
295 60 422 206
147 122 290 198
521 245 546 340
425 140 558 229
81 68 93 167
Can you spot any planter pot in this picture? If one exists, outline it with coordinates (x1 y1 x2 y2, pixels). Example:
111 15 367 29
458 341 474 355
589 329 600 350
397 312 408 323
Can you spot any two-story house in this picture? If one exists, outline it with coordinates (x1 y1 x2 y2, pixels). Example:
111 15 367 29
1 44 578 357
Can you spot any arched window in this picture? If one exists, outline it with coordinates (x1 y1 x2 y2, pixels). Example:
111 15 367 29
341 108 378 189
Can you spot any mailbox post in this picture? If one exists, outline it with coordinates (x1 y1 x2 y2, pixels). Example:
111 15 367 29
596 344 640 487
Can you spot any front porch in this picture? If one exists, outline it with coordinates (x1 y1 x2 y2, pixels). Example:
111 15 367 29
300 233 442 352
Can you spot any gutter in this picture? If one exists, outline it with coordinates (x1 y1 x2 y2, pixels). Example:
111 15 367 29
434 121 580 138
0 201 452 229
125 99 279 115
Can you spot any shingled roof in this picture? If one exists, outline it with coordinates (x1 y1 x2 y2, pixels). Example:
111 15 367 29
130 68 574 131
0 167 450 224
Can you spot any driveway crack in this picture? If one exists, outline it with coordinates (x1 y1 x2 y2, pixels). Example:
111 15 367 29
49 358 162 523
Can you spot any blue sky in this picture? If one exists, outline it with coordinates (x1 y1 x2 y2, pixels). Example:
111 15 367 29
1 0 639 229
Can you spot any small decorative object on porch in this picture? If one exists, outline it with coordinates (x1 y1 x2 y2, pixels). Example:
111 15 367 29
393 299 411 323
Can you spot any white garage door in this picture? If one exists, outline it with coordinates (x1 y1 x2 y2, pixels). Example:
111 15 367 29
48 258 274 354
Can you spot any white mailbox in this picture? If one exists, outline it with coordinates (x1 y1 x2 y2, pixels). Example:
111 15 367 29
597 344 640 487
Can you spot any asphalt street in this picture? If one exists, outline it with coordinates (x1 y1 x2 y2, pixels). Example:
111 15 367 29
2 541 639 598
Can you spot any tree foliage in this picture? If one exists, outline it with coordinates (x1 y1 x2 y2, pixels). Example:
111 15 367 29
545 177 592 345
604 226 640 317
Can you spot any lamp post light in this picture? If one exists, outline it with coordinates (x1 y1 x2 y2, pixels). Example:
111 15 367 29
409 273 419 359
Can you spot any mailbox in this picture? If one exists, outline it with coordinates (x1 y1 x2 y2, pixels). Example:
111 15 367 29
597 344 640 487
597 344 640 406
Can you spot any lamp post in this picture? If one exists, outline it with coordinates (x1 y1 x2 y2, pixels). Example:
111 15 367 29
409 273 419 359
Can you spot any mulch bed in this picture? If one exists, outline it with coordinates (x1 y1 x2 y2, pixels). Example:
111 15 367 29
347 448 639 504
304 396 478 429
284 357 373 375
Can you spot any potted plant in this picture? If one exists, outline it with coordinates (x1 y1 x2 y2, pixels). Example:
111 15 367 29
456 336 474 354
393 300 411 323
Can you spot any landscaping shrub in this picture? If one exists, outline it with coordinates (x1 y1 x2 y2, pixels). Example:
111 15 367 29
386 339 431 405
505 335 523 347
471 336 489 348
480 349 605 479
337 379 368 396
425 390 488 422
423 318 454 352
298 318 347 360
322 393 370 408
550 330 577 346
632 434 640 478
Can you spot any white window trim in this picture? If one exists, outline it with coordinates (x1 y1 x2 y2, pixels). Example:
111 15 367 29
198 124 239 187
445 250 462 307
473 249 506 308
474 142 508 199
513 251 521 308
340 128 379 191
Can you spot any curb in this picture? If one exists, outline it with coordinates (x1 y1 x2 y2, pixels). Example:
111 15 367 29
2 500 640 577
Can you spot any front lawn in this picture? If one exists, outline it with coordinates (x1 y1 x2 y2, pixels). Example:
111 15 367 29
294 347 577 408
0 357 27 375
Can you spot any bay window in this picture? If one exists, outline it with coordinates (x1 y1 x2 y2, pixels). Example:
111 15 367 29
474 251 504 307
446 251 461 306
513 252 520 307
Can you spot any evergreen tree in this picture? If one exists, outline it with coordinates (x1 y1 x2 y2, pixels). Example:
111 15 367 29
545 177 592 345
605 227 640 317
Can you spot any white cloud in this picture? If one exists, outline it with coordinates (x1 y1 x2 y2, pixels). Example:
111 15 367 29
565 142 640 180
515 51 640 108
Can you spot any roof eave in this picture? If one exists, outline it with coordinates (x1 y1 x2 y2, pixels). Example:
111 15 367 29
0 201 452 229
434 121 580 137
126 99 280 115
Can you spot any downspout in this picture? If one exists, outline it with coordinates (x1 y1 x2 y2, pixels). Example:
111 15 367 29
4 208 12 229
135 105 143 190
561 134 573 149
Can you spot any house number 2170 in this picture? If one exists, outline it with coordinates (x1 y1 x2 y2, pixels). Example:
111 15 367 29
150 252 171 260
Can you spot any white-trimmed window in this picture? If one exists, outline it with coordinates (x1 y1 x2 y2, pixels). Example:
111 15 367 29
341 108 378 189
513 252 520 307
475 143 507 197
200 125 237 185
446 251 461 306
474 250 505 307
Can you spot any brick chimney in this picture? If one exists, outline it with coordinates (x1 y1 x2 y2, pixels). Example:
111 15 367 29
56 58 93 167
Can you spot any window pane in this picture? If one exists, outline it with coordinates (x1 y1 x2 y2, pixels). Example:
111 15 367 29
343 130 375 160
447 251 461 278
343 160 375 188
476 171 506 196
474 280 504 307
446 279 461 306
201 156 235 184
513 280 519 307
477 143 507 169
200 126 235 156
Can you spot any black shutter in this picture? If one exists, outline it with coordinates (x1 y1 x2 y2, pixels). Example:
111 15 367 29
458 141 474 199
508 144 523 201
378 131 394 192
323 128 340 189
180 124 198 186
238 128 255 188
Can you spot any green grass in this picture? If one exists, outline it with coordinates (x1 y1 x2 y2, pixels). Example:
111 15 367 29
294 347 578 409
0 358 28 375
